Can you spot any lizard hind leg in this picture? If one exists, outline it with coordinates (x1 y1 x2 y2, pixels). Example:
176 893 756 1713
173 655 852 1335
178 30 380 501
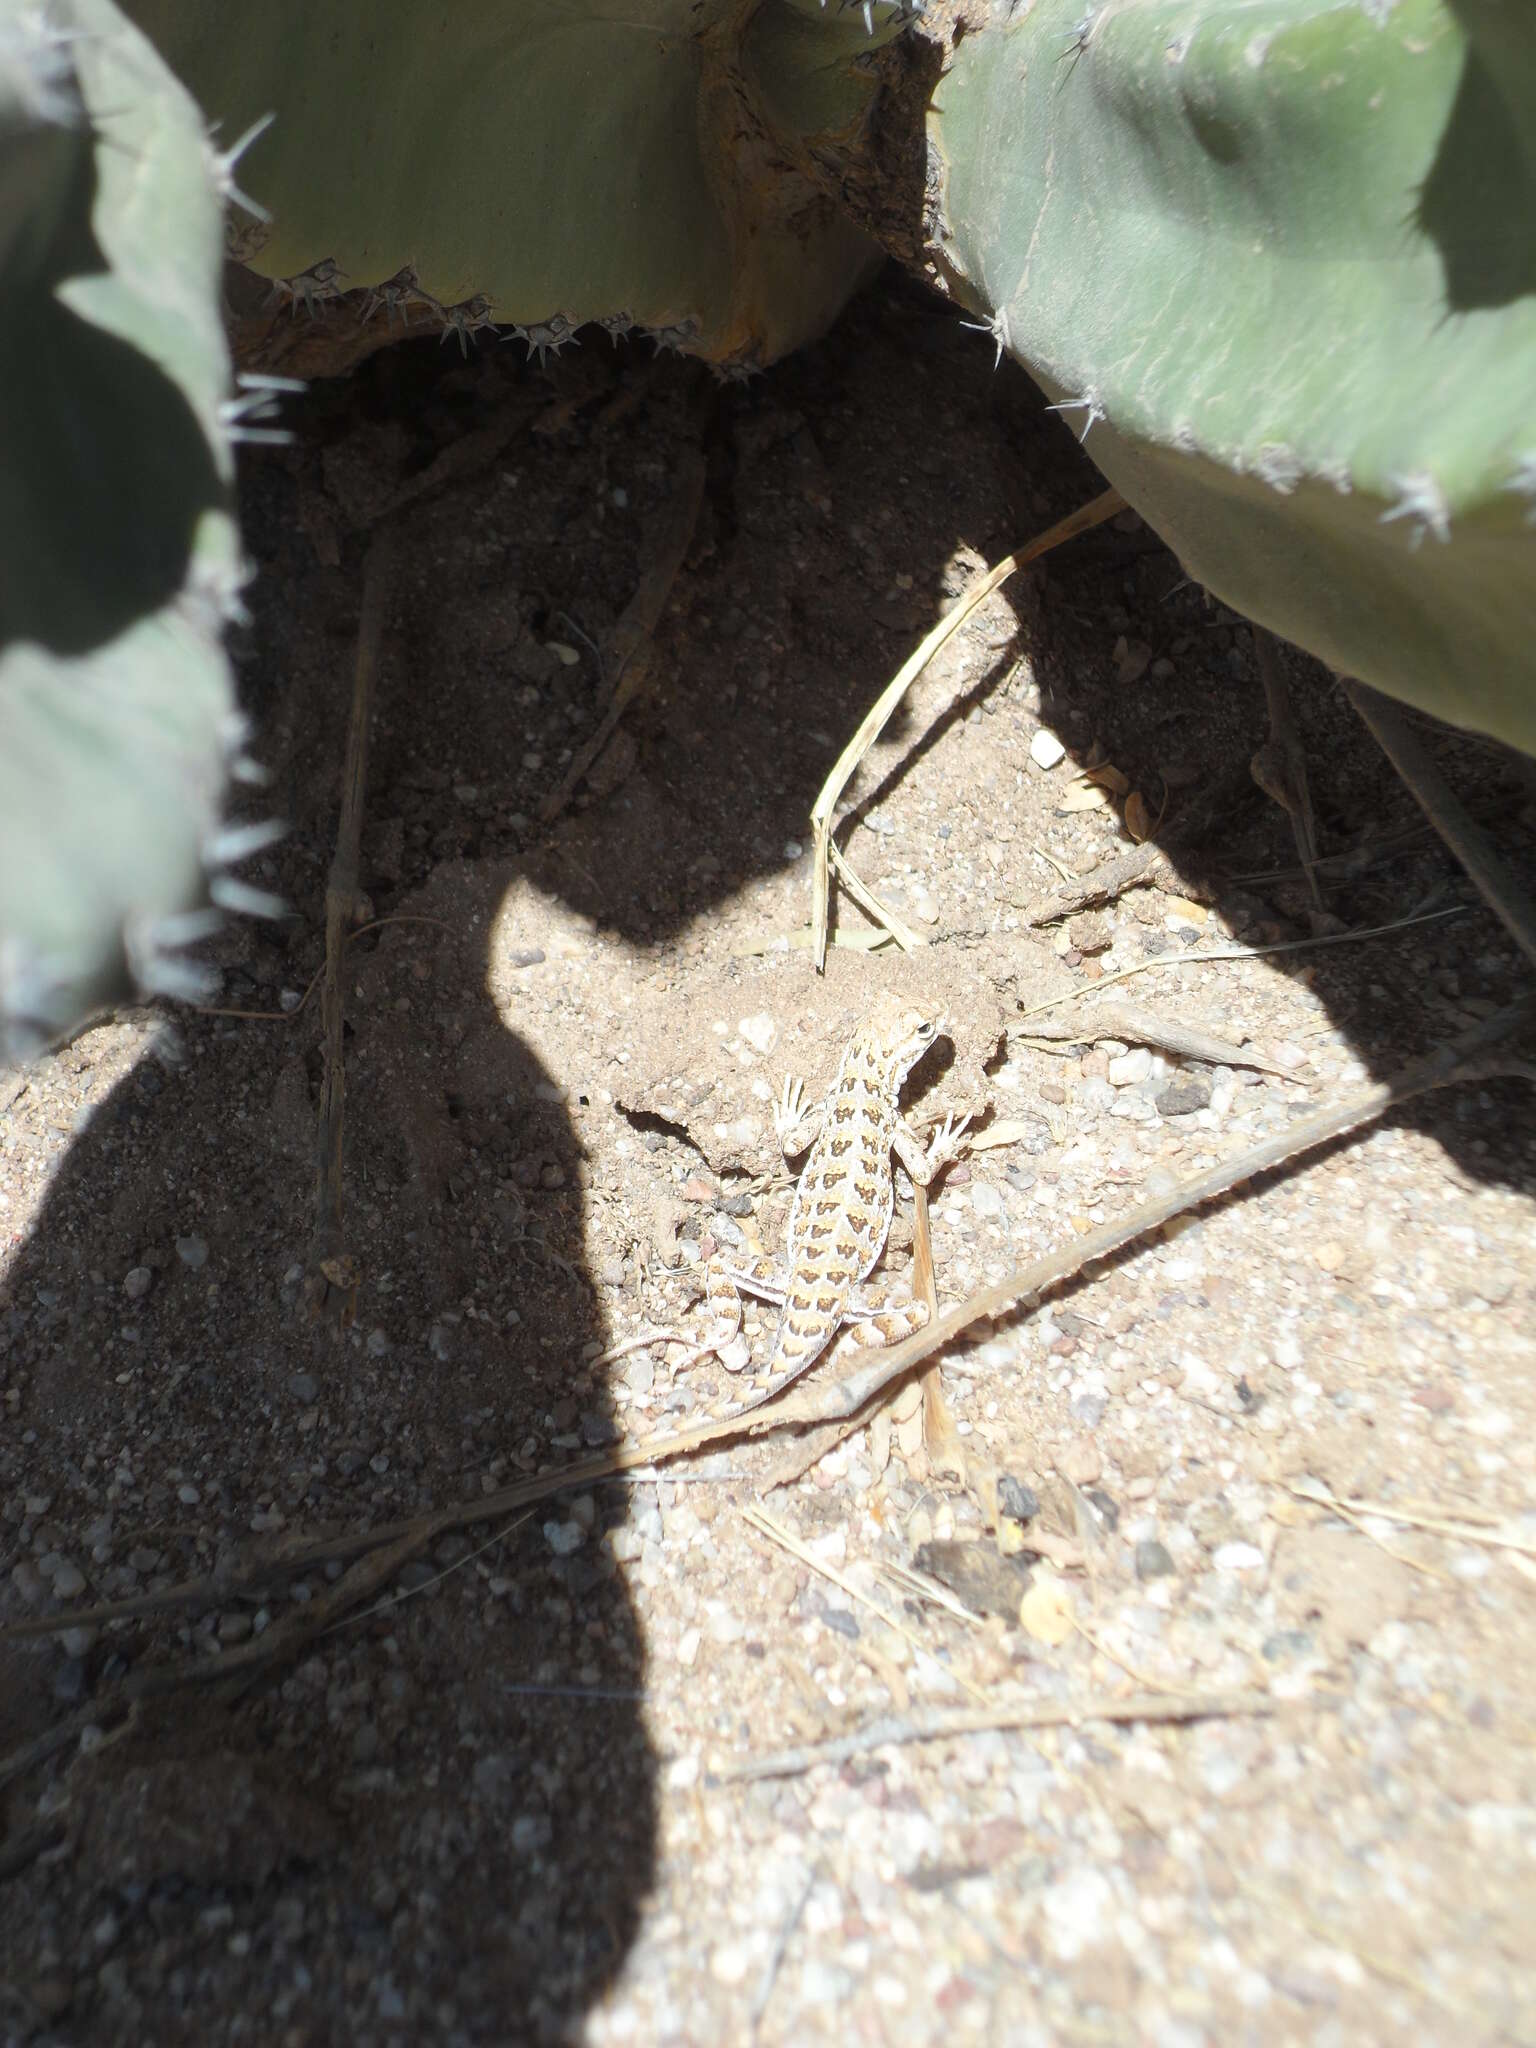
695 1251 784 1373
841 1293 931 1350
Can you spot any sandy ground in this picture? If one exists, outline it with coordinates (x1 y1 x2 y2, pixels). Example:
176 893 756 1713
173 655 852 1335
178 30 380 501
3 271 1534 2047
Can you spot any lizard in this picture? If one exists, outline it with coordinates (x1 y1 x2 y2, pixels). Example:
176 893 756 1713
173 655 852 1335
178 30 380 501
689 992 974 1419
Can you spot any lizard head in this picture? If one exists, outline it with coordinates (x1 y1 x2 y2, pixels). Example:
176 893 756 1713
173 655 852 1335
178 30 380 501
859 992 945 1082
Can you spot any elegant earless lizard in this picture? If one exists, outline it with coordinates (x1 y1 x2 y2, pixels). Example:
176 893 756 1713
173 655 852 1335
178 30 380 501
694 993 972 1416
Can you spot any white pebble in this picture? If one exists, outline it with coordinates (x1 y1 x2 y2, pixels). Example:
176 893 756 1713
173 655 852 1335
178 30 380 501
1107 1047 1152 1087
969 1181 1003 1219
1040 1867 1116 1960
705 1603 745 1645
543 1520 585 1557
1030 726 1066 770
123 1267 153 1300
1213 1541 1265 1572
738 1013 778 1055
709 1939 754 1986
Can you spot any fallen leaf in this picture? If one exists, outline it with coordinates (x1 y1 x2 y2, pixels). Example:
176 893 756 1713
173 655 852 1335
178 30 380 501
969 1118 1044 1153
1058 781 1109 814
1124 790 1152 841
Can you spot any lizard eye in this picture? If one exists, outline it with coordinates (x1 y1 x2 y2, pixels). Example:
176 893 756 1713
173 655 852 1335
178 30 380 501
916 1021 935 1040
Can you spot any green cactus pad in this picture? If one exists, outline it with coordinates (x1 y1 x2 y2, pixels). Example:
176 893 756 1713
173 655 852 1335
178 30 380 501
123 0 917 366
0 0 243 1056
924 0 1536 753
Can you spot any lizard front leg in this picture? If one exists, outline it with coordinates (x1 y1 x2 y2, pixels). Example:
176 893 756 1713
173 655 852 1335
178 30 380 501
892 1109 974 1189
773 1074 824 1159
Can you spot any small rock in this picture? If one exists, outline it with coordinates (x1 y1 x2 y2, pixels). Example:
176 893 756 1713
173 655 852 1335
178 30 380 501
1107 1047 1152 1088
997 1475 1040 1525
543 1520 585 1557
1213 1541 1265 1572
1078 1076 1116 1115
1030 726 1066 770
51 1560 86 1600
969 1181 1003 1220
1135 1539 1175 1581
53 1657 88 1705
1113 636 1152 685
1065 912 1112 956
1058 1437 1101 1487
1041 1867 1116 1961
676 1627 702 1668
10 1556 45 1605
705 1604 746 1645
709 1940 754 1987
625 1355 655 1394
1155 1074 1213 1117
800 1960 855 2004
123 1267 153 1301
175 1235 208 1271
176 1484 201 1507
1084 1487 1120 1531
738 1013 778 1055
289 1372 319 1404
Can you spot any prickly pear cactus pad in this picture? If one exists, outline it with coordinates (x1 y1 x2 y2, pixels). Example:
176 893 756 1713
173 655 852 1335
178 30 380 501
0 0 245 1057
123 0 920 370
921 0 1536 753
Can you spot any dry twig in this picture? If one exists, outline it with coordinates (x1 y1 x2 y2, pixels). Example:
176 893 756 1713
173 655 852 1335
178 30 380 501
809 488 1125 968
304 521 397 1330
707 1688 1278 1784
